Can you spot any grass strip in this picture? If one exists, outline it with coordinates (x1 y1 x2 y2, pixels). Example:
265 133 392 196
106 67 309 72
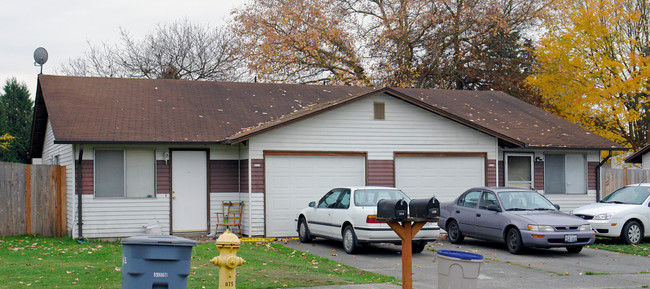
0 235 397 289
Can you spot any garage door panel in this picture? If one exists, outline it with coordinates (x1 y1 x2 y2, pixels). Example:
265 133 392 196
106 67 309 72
265 155 365 237
396 156 484 202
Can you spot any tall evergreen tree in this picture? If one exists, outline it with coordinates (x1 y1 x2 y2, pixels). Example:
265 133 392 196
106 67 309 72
0 78 33 163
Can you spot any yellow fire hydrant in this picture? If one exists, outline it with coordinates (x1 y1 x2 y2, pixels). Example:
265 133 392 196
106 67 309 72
210 229 246 289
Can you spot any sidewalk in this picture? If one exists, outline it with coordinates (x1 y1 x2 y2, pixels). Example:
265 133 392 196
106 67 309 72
289 284 401 289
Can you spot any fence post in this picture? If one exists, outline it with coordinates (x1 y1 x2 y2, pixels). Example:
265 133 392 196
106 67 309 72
57 166 67 237
25 164 31 235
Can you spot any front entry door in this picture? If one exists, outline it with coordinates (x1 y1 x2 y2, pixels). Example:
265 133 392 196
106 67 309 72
171 150 208 232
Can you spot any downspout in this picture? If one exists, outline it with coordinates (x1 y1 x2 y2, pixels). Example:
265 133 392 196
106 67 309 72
248 153 253 237
495 138 499 186
76 144 84 241
596 150 612 202
237 145 241 194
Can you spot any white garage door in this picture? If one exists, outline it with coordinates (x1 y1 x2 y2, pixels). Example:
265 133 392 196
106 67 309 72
395 156 485 203
265 155 366 237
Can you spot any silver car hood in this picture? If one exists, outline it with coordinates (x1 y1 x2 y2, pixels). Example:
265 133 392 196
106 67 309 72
509 210 586 226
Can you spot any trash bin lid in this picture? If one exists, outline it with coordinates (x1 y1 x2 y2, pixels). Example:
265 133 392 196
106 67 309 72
120 235 197 246
436 250 483 260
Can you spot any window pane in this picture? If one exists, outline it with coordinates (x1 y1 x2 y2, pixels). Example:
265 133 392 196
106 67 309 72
507 155 532 189
544 154 566 194
126 150 155 198
318 190 341 208
458 191 480 208
508 156 531 181
374 102 385 120
95 150 124 197
479 192 498 209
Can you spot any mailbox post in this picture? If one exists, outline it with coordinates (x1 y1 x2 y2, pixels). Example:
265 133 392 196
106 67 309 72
378 197 440 289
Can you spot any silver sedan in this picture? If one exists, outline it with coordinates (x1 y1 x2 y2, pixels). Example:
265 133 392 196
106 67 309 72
438 187 595 254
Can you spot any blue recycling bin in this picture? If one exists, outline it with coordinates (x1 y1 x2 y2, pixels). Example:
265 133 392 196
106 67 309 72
121 235 197 289
437 250 483 289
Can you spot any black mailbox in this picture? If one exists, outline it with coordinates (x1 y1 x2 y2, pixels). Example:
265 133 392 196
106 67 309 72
409 197 440 219
377 199 408 220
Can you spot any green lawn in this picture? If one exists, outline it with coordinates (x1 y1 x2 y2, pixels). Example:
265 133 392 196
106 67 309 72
0 235 398 289
588 238 650 257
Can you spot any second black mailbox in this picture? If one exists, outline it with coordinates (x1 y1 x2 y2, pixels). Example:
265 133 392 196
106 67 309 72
377 199 408 220
409 197 440 219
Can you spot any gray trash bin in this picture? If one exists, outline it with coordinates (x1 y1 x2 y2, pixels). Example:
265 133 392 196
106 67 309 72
437 250 483 289
121 235 197 289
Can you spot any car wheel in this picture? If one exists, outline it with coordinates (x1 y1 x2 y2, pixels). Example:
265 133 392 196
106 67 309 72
412 241 427 254
342 225 359 254
298 217 312 243
506 227 524 254
621 220 643 245
447 220 464 244
566 246 583 253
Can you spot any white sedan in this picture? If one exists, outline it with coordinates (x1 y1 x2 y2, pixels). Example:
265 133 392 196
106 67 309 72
573 183 650 244
295 186 439 254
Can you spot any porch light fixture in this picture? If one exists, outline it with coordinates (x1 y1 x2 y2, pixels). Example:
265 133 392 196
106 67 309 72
162 151 169 165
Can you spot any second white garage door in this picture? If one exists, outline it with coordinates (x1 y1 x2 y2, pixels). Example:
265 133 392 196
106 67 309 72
395 155 485 202
265 155 366 237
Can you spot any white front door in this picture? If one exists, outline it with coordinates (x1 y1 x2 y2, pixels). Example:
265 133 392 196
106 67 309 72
171 150 208 232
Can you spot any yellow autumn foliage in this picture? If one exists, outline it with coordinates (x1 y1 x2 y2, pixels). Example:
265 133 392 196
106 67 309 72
0 133 14 150
529 0 650 149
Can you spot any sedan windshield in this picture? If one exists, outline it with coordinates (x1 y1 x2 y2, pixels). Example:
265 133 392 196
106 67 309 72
601 186 650 205
354 189 410 206
498 191 556 211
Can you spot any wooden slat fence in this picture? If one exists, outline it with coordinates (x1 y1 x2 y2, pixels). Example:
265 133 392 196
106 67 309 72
602 167 650 198
0 162 66 237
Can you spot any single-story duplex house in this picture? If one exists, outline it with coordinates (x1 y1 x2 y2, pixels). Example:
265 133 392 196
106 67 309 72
29 75 624 238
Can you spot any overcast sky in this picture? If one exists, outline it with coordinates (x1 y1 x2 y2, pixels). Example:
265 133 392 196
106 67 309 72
0 0 247 99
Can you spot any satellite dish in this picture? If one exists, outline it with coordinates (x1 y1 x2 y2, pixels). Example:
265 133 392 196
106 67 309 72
33 47 48 74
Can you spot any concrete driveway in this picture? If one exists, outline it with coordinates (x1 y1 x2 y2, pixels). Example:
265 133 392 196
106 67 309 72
282 237 650 289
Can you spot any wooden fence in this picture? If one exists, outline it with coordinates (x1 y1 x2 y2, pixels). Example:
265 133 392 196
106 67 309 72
601 167 650 198
0 162 66 237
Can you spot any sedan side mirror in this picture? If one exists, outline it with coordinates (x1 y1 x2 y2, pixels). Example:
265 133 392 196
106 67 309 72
487 204 501 212
309 201 316 208
554 204 560 210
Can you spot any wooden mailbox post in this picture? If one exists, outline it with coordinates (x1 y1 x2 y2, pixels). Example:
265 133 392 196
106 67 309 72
379 217 439 289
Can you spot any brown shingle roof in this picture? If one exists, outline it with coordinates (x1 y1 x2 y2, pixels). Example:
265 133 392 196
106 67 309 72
32 75 624 154
36 75 373 144
390 88 623 150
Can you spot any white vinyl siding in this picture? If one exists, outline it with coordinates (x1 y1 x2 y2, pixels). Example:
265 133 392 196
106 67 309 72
544 191 597 213
41 121 75 237
76 195 170 238
248 93 497 160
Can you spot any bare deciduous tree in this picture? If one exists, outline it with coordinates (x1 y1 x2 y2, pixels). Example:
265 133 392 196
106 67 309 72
60 19 246 81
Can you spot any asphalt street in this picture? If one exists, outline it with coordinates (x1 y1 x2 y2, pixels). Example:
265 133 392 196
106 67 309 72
282 237 650 289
